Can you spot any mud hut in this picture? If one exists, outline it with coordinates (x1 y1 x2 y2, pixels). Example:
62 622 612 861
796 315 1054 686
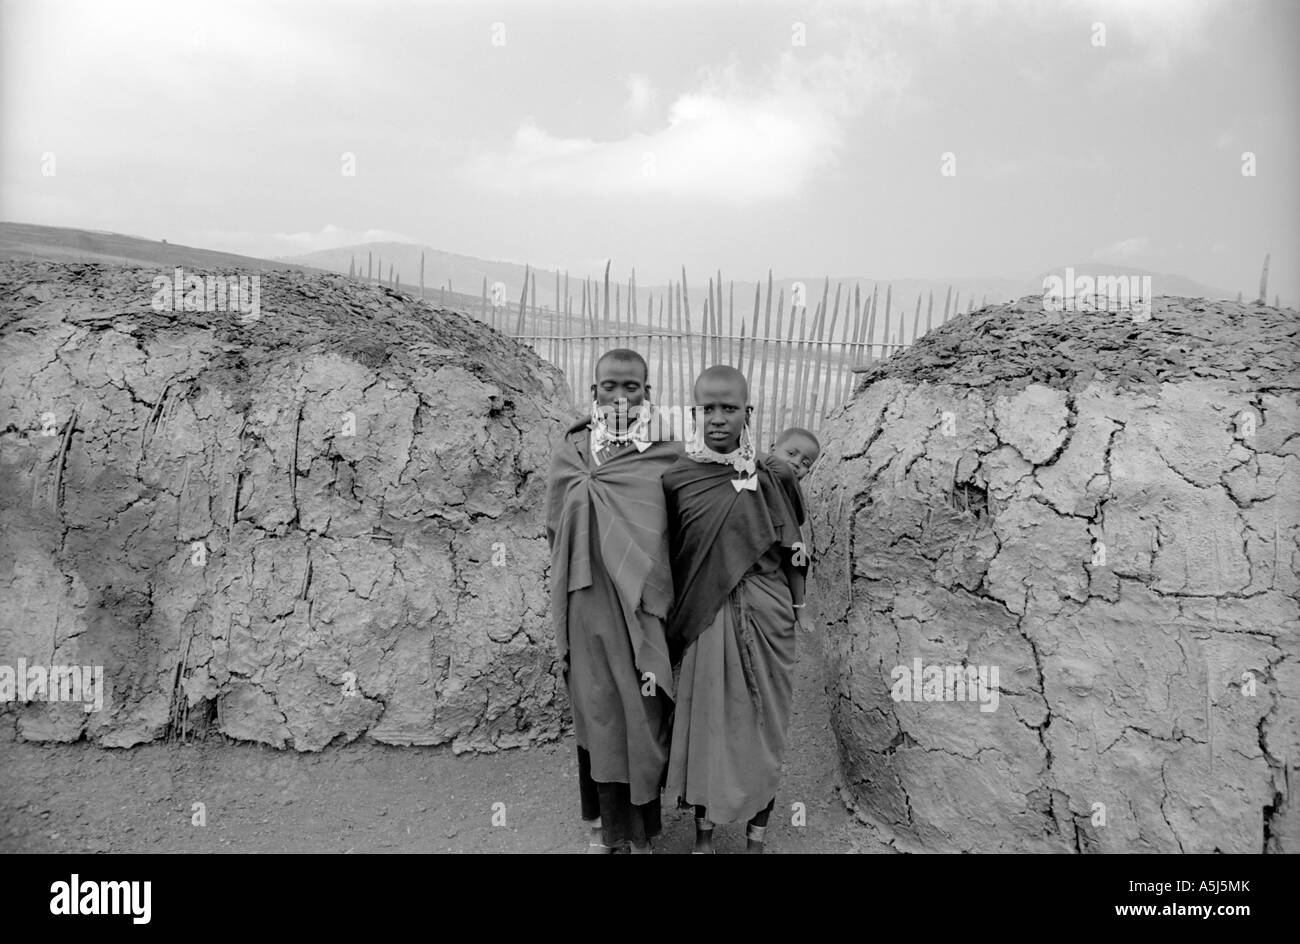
0 262 570 752
806 296 1298 853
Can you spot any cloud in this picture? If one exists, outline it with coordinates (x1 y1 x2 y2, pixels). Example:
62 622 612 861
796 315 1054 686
1088 0 1218 87
1094 236 1152 260
458 37 905 203
192 224 418 259
623 74 659 123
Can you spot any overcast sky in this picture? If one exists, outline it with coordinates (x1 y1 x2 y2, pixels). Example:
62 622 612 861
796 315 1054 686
2 0 1296 301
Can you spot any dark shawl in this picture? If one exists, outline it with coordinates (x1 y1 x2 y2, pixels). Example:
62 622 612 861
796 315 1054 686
545 418 682 674
663 452 807 648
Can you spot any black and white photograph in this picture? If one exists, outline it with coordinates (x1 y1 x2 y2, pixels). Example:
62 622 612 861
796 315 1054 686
0 0 1295 906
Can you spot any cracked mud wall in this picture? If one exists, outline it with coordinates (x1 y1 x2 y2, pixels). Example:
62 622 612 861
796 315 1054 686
1 262 572 752
806 297 1299 853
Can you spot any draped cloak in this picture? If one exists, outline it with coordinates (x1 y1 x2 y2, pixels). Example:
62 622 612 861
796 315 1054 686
545 419 681 804
662 453 809 824
663 454 806 648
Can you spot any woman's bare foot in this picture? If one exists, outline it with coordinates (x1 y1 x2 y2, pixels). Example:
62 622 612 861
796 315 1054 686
692 817 715 854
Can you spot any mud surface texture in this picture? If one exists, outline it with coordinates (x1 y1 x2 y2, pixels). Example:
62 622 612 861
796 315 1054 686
806 296 1298 853
1 262 570 753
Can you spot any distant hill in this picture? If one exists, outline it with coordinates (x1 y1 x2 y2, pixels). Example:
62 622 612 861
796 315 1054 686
2 224 1242 335
289 241 1238 340
282 242 531 298
286 241 1032 316
0 221 314 272
1035 262 1233 302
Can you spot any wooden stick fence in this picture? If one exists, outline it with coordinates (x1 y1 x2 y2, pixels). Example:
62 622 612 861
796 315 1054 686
347 262 991 447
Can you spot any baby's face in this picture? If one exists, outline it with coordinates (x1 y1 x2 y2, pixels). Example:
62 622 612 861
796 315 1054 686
774 436 820 481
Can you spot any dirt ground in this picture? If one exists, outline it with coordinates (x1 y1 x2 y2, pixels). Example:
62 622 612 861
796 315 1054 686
0 626 890 854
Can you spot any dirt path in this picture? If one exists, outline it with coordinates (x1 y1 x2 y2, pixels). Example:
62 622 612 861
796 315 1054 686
0 630 889 854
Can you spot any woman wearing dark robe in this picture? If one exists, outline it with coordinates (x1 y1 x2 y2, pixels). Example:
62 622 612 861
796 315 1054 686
662 366 808 854
546 350 682 853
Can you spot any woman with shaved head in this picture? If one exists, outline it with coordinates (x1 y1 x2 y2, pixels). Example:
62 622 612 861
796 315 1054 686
661 365 809 853
546 348 682 853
